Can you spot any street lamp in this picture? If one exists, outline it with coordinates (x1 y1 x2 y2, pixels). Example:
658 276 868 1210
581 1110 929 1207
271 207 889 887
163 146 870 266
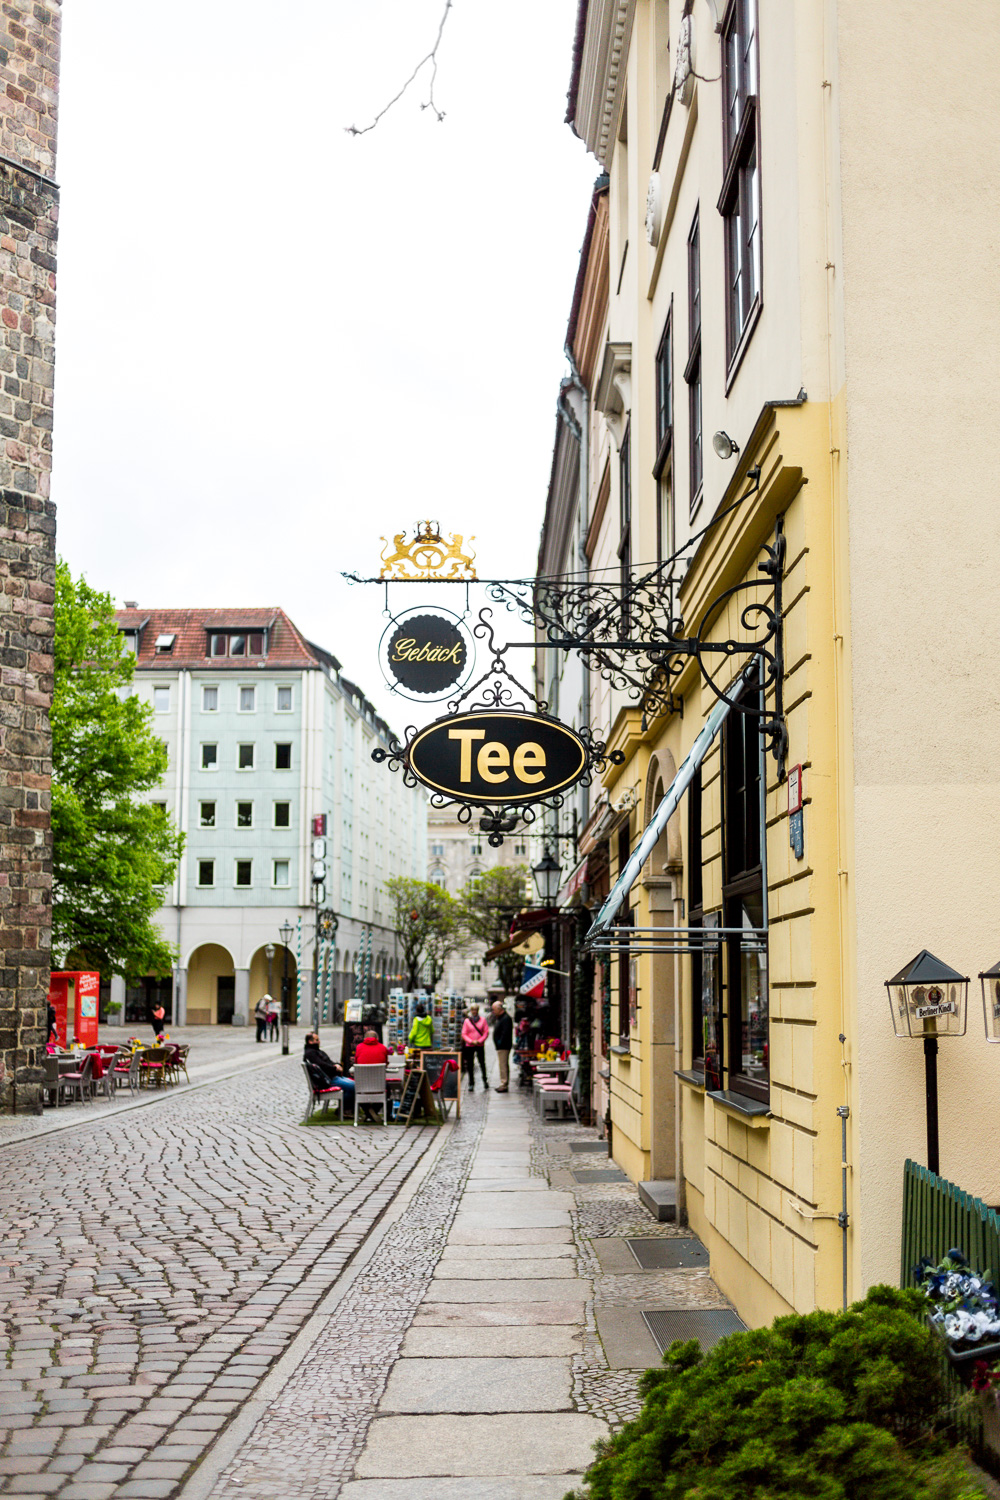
278 920 294 1056
885 949 969 1176
265 942 275 1005
532 848 562 906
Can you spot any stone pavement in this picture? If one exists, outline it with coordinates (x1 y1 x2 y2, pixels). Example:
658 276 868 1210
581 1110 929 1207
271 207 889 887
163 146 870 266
0 1056 436 1498
0 1026 322 1147
192 1066 735 1500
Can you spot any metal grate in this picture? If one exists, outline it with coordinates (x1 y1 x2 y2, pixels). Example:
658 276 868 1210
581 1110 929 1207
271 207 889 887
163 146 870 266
569 1142 610 1154
572 1168 629 1184
642 1308 746 1355
628 1236 710 1270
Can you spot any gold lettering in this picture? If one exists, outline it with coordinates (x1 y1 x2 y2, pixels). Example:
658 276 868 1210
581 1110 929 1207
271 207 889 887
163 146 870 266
391 637 417 662
449 727 486 780
513 742 546 783
477 741 510 782
392 639 464 664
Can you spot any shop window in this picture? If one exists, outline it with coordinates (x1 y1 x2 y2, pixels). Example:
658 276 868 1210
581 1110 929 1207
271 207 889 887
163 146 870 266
720 0 761 369
685 212 703 516
723 681 768 1100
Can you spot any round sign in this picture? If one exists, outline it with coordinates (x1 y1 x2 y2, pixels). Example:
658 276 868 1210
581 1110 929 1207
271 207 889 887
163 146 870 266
380 609 474 701
407 710 588 805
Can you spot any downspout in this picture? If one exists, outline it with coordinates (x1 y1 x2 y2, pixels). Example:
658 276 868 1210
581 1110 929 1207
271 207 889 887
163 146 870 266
561 344 590 826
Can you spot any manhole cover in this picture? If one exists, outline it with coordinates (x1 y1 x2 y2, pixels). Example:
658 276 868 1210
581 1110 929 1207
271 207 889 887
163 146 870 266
572 1168 629 1183
569 1142 609 1154
628 1236 709 1269
642 1308 746 1355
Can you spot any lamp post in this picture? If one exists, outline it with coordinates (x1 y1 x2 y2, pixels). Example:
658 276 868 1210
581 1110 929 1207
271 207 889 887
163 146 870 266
886 949 969 1176
279 920 294 1056
532 849 562 907
265 943 274 1006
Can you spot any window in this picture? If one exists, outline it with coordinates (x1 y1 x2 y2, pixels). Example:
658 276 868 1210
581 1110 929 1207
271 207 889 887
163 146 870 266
685 212 703 515
155 633 175 654
429 867 446 888
237 743 255 770
201 743 218 770
273 801 291 829
202 686 218 712
654 309 674 564
239 686 255 713
688 770 722 1088
235 859 253 888
236 801 253 828
470 961 482 983
276 685 292 712
275 742 292 770
197 859 215 888
208 631 265 658
723 680 768 1100
153 686 170 713
199 800 216 828
514 841 527 856
618 423 632 629
616 825 633 1045
272 859 290 888
152 800 167 816
430 843 444 857
470 839 483 856
122 630 138 654
720 0 761 366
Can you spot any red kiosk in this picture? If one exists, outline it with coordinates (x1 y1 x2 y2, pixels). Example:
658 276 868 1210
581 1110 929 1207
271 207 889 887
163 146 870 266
48 971 100 1048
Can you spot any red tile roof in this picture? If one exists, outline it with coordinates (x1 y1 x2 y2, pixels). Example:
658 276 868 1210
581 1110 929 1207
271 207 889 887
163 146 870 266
113 607 320 670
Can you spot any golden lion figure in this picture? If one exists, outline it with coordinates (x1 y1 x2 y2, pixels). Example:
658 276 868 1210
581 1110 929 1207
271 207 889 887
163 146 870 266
379 523 477 581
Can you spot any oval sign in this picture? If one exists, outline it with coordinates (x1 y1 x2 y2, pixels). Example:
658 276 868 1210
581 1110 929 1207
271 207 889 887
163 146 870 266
408 710 587 805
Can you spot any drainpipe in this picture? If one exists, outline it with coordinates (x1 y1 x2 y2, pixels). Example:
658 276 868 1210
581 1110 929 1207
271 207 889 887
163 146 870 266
561 344 590 828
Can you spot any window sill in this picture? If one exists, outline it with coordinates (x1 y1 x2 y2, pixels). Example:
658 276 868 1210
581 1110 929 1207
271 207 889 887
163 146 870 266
706 1088 770 1125
610 1045 632 1056
675 1069 706 1091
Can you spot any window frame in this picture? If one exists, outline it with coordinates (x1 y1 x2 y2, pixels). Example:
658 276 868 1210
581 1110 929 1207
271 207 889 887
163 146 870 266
153 685 170 714
273 800 291 829
199 800 216 828
238 685 256 713
722 679 769 1103
201 743 218 771
236 800 254 829
202 685 219 712
272 858 290 889
617 421 632 633
234 858 253 889
718 0 762 381
684 211 703 518
654 303 674 566
237 743 255 771
276 684 293 712
274 742 292 771
197 858 215 888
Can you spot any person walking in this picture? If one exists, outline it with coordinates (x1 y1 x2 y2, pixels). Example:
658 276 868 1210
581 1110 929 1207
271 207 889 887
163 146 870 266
254 994 270 1043
266 996 279 1042
150 1000 167 1042
491 999 513 1093
461 1004 490 1091
408 1002 434 1051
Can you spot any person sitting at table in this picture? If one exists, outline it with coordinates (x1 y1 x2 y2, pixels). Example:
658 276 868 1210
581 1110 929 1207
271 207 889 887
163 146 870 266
303 1033 355 1110
354 1030 389 1066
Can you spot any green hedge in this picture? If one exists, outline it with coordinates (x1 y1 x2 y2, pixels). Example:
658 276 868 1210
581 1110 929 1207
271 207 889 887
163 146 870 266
567 1286 982 1500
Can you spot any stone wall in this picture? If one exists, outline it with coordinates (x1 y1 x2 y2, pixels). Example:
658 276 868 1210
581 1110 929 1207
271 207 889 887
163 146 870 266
0 2 60 1114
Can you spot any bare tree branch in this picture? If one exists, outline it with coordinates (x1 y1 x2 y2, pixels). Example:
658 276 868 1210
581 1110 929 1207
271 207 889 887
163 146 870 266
346 0 454 137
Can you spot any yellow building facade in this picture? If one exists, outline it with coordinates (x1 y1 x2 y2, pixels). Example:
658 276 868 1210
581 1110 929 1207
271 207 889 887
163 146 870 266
559 0 1000 1327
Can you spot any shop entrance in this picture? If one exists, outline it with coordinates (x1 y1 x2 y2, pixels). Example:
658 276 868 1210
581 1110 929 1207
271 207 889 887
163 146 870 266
217 976 235 1025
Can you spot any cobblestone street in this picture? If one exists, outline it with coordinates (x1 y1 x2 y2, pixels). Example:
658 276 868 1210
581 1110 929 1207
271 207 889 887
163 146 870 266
0 1057 436 1498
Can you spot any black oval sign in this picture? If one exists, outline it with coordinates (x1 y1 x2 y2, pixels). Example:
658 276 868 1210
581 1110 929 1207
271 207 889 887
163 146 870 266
408 711 587 805
387 613 467 695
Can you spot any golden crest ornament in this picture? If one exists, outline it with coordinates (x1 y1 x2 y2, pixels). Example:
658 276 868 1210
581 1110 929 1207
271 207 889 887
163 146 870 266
379 520 477 581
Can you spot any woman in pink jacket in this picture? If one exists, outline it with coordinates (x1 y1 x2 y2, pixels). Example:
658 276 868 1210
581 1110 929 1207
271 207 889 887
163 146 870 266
461 1005 490 1091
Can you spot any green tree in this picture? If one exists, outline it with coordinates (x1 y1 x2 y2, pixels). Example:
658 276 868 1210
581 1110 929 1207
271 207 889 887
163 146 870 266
51 561 182 980
456 864 530 995
384 875 461 989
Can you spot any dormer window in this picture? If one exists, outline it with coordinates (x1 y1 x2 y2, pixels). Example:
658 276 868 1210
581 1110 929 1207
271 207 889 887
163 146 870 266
208 630 265 658
155 633 176 654
122 631 138 655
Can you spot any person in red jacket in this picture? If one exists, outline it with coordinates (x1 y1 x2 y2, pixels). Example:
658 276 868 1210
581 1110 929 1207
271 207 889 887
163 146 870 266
354 1030 389 1066
461 1006 490 1091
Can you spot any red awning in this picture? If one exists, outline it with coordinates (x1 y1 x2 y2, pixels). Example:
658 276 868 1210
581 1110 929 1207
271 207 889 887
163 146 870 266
556 856 589 908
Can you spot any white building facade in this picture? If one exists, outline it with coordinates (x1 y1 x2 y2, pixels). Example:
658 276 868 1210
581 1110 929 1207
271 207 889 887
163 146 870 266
112 605 426 1026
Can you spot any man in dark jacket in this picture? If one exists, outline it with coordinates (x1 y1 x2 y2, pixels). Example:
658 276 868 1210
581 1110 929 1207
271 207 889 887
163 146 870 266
303 1033 355 1110
491 1000 514 1093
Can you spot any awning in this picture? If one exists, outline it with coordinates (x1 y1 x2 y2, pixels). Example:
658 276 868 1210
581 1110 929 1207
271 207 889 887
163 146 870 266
556 856 589 908
585 664 757 948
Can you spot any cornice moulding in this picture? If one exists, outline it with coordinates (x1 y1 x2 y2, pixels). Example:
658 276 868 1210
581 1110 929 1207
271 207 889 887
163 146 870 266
575 0 636 168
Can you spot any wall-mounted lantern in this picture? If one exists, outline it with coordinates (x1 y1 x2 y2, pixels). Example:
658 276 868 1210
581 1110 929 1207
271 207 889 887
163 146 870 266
980 959 1000 1043
885 949 970 1176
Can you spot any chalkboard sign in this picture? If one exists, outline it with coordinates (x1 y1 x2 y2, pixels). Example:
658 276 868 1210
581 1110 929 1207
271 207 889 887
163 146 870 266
419 1049 461 1119
397 1068 426 1126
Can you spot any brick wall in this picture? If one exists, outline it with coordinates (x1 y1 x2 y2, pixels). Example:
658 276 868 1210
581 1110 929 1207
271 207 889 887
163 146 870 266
0 2 60 1114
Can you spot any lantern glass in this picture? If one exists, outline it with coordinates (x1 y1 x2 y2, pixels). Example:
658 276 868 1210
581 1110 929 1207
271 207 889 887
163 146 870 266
885 950 969 1039
980 963 1000 1043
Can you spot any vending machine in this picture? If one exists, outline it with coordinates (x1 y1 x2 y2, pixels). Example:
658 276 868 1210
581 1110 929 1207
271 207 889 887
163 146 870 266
48 971 100 1048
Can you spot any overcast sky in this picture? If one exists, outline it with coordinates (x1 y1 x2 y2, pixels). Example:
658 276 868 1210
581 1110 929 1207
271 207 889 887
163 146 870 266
52 0 596 729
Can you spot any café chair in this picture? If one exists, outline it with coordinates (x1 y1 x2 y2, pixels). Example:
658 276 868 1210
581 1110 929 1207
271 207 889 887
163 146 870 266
538 1061 580 1125
42 1055 60 1107
353 1063 387 1127
59 1053 93 1106
301 1062 343 1123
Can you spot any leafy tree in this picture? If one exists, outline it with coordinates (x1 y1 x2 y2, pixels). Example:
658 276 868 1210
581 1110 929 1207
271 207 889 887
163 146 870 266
456 864 530 995
384 876 461 990
51 561 182 981
566 1285 980 1500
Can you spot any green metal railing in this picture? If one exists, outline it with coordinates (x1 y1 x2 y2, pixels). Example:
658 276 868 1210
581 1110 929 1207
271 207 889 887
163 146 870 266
901 1158 1000 1473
